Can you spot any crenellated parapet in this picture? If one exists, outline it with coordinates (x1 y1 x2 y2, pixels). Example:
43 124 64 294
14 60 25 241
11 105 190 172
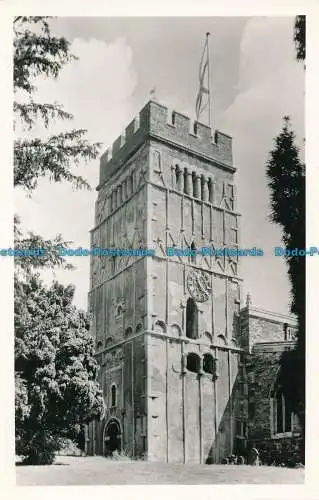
98 101 234 189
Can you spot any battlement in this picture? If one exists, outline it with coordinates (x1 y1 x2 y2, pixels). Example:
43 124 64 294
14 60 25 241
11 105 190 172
98 101 234 188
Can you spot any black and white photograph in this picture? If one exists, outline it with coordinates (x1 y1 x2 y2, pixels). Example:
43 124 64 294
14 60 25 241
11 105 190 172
1 2 317 494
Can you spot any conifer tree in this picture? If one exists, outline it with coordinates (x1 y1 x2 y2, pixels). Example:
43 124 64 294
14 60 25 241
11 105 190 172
266 117 305 431
265 16 306 454
294 15 305 63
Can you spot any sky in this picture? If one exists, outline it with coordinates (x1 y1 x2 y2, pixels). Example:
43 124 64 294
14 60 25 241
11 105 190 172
14 16 305 315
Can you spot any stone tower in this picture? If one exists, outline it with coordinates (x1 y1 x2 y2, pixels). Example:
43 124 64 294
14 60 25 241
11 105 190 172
87 100 244 463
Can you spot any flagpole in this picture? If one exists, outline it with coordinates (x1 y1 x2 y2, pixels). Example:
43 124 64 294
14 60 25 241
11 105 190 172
206 32 212 133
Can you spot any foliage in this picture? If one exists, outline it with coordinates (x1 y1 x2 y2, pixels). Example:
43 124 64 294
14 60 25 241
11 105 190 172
14 214 74 273
58 438 84 456
110 449 132 461
253 437 304 467
14 16 101 192
15 273 104 464
13 17 104 465
14 16 75 94
266 117 305 423
294 15 305 62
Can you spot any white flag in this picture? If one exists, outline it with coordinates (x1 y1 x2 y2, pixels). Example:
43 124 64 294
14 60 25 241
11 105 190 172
196 36 210 121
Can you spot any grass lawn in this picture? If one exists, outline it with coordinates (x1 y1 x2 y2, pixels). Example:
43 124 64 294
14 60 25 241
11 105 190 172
16 455 304 485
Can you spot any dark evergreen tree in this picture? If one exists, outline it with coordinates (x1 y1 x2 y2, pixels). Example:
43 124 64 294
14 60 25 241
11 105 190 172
266 117 305 435
294 15 305 63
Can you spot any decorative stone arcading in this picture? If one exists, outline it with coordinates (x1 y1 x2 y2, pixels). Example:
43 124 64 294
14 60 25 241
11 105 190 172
171 165 176 189
103 347 124 368
208 179 215 204
125 176 130 197
177 168 184 191
185 171 193 196
201 176 209 202
117 185 122 206
194 174 201 198
111 189 117 211
123 178 128 200
130 172 135 192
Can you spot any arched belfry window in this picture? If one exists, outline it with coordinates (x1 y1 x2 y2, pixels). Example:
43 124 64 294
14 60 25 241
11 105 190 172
124 327 132 338
186 298 198 339
175 166 181 189
111 384 117 408
203 353 215 374
186 353 201 373
192 172 197 197
183 169 188 195
208 178 214 204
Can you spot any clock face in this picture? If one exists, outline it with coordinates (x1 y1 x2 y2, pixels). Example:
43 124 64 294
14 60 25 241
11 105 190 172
187 270 211 302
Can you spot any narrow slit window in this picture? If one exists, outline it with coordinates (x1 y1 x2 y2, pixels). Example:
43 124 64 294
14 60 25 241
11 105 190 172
111 384 117 407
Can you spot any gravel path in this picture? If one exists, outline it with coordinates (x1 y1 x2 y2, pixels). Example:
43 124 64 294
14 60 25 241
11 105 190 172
16 455 304 485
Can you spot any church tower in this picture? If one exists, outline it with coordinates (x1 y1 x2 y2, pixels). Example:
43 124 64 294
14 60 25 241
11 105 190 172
87 100 244 463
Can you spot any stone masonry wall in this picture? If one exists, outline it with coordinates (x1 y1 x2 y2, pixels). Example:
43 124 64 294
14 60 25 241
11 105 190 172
239 306 297 352
246 347 304 466
98 101 234 187
143 109 243 462
89 100 246 463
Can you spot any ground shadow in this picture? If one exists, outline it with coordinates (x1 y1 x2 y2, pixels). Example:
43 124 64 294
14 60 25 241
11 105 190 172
16 460 69 466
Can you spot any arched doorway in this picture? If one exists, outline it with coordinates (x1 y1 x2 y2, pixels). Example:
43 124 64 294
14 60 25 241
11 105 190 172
103 418 122 456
